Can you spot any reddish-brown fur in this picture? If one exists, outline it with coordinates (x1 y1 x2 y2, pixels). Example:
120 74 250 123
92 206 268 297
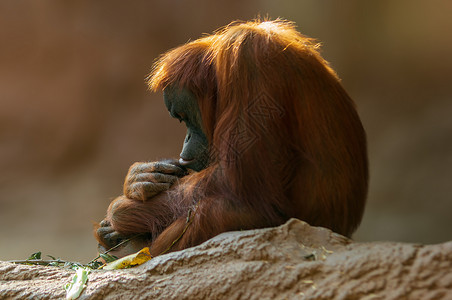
96 19 368 256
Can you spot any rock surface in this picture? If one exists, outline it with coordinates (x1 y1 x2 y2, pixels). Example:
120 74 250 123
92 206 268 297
1 219 451 300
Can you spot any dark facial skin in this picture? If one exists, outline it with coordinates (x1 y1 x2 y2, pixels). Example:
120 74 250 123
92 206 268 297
163 87 209 172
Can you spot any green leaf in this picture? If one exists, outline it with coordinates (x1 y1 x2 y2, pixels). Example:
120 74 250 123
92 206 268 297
87 260 103 269
70 263 83 271
64 267 90 300
28 252 42 260
99 253 118 263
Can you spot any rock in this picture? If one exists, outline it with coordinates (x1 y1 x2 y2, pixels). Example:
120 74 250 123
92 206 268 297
1 219 451 299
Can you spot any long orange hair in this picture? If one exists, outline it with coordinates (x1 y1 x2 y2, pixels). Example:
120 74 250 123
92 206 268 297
147 19 368 237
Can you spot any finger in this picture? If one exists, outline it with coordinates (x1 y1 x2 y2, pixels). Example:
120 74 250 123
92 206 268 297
99 219 111 227
130 162 186 177
126 182 171 200
140 181 172 193
153 161 187 176
104 231 124 245
133 173 179 184
97 225 115 237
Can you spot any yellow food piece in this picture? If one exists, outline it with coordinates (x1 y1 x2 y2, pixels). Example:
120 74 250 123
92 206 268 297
102 247 152 270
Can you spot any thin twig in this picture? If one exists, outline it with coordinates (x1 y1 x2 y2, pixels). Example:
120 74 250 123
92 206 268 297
7 259 69 266
159 204 199 256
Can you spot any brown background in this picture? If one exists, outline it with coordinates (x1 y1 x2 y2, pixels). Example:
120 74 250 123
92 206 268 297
1 0 451 263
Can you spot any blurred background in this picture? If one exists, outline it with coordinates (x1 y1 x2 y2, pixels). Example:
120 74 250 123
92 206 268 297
1 0 451 263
